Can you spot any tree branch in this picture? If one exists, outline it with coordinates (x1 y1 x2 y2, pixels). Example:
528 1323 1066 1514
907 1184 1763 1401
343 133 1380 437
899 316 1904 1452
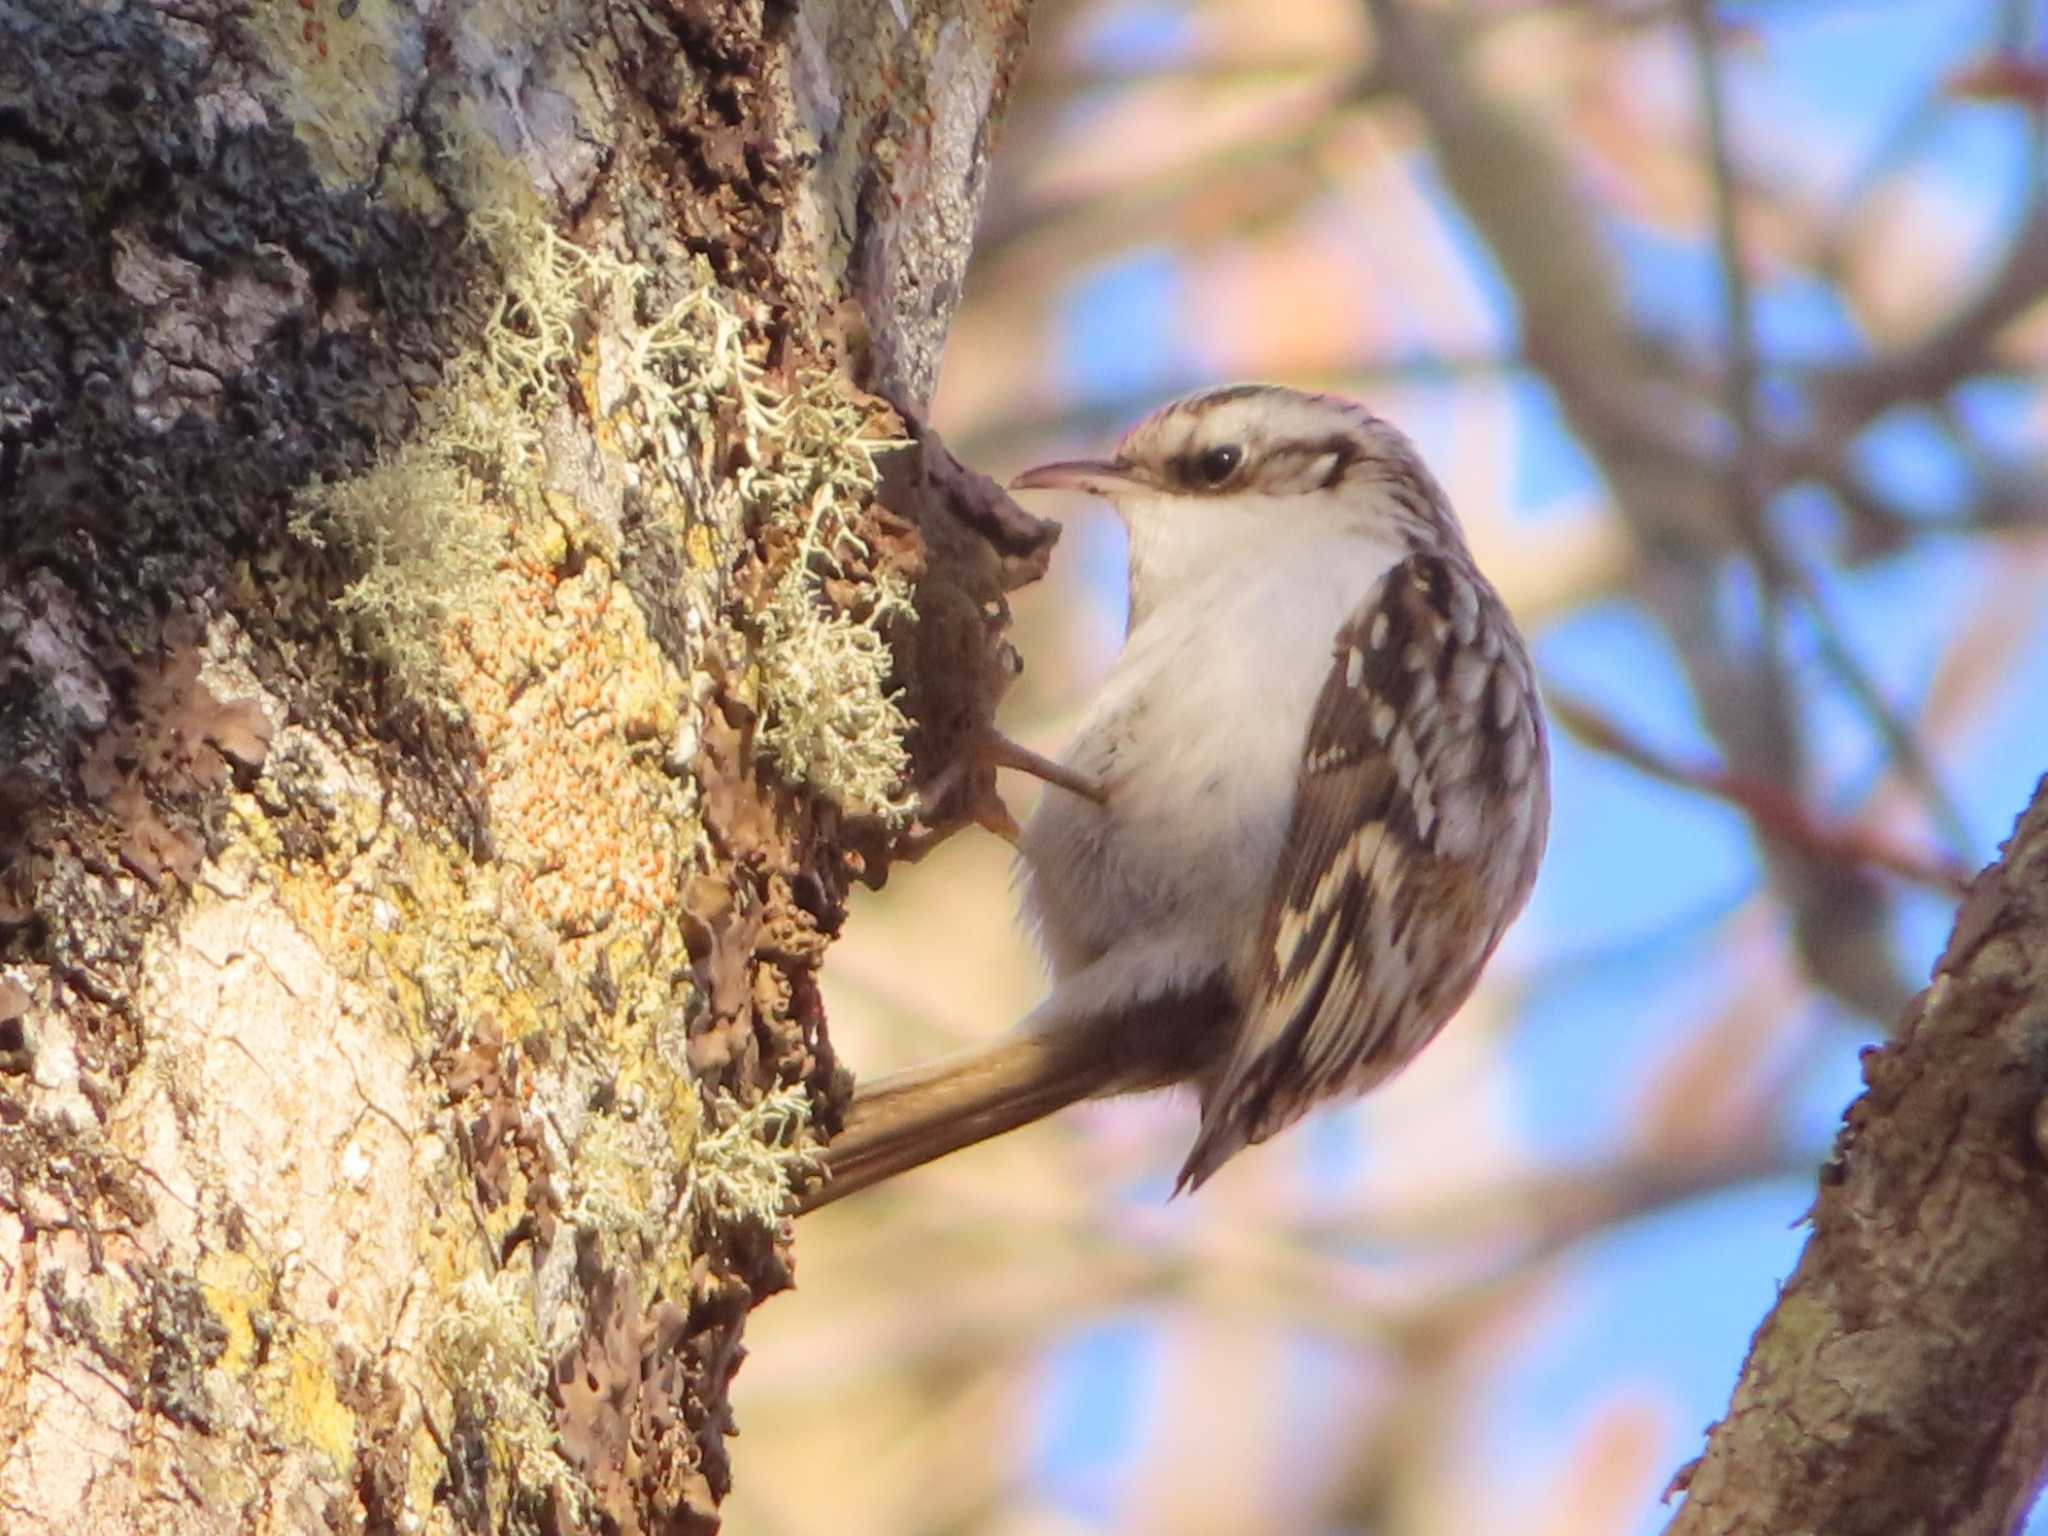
1663 773 2048 1535
1548 691 1972 896
1811 181 2048 433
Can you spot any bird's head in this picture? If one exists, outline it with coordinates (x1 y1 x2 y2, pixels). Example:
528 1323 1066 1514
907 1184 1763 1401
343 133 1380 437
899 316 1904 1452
1009 384 1463 555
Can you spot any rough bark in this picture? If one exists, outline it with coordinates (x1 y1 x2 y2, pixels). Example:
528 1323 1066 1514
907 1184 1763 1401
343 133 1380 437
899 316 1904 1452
0 0 1038 1530
1664 774 2048 1535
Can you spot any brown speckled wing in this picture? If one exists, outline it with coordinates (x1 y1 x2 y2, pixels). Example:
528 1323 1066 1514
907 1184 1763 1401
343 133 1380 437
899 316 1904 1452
1176 552 1550 1192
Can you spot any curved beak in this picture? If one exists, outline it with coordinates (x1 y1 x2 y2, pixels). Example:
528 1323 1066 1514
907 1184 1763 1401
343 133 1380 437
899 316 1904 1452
1008 457 1154 498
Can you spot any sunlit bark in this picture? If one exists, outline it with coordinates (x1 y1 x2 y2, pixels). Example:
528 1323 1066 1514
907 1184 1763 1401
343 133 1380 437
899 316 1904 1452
0 0 1035 1528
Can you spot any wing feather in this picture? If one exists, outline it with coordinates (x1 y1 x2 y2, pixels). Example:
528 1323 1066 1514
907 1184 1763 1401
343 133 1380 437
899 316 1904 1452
1176 553 1549 1192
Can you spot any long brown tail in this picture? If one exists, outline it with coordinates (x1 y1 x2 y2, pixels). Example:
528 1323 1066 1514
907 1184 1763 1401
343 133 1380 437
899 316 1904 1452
798 985 1235 1215
797 1035 1111 1213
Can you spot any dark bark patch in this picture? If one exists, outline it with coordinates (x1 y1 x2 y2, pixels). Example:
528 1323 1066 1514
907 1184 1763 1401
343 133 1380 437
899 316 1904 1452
555 1263 720 1534
618 0 800 316
854 422 1059 868
0 0 491 1083
436 1017 559 1242
136 1263 231 1432
336 1346 413 1536
76 627 274 888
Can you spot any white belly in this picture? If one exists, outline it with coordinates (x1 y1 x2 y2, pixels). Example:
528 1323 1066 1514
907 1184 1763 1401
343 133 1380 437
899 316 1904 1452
1019 534 1399 984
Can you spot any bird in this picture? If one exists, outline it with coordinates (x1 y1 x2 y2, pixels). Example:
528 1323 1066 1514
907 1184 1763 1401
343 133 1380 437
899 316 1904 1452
799 384 1549 1213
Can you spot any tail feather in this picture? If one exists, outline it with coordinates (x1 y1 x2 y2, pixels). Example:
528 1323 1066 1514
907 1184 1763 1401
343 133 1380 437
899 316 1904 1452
798 984 1235 1215
797 1035 1109 1214
1172 1114 1249 1198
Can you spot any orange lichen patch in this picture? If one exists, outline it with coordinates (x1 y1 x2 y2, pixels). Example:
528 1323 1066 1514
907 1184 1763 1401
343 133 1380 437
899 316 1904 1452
439 528 693 968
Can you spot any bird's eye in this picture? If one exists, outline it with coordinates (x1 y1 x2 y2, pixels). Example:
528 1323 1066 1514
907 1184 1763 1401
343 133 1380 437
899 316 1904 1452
1193 444 1242 486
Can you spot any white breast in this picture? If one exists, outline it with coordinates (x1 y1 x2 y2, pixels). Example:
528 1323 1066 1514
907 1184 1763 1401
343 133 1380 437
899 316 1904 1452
1019 514 1402 995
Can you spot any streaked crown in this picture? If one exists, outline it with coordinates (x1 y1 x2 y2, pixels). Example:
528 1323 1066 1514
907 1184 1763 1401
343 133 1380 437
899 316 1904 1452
1010 383 1470 559
1113 384 1464 546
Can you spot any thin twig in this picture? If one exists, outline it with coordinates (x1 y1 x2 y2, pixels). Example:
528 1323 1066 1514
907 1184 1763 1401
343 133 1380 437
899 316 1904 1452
972 70 1381 271
1685 0 1974 860
1548 690 1973 896
1795 572 1975 857
1295 1139 1813 1250
1685 0 1775 581
1023 57 1350 97
1809 183 2048 429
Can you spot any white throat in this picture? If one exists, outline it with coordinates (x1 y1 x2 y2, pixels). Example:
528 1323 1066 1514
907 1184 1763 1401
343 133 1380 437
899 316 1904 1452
1121 495 1253 630
1119 492 1404 632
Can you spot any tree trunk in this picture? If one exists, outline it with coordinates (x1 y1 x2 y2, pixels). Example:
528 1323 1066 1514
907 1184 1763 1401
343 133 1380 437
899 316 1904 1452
1664 773 2048 1535
0 0 1038 1530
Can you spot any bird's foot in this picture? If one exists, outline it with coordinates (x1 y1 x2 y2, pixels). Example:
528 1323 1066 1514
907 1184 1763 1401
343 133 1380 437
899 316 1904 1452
972 730 1107 807
901 729 1105 860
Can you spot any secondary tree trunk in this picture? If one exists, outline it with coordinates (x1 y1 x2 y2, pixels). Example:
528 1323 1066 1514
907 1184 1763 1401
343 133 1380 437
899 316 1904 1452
0 0 1038 1530
1664 773 2048 1534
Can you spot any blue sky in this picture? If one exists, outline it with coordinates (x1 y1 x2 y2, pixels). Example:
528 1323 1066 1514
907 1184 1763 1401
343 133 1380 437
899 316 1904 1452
1029 0 2048 1529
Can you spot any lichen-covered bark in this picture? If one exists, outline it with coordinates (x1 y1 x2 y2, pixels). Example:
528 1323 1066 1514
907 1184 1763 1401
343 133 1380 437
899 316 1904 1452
0 0 1036 1529
1664 774 2048 1536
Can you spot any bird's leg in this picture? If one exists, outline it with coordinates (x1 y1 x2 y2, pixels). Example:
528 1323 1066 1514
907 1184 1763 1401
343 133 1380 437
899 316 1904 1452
907 728 1107 858
974 730 1108 807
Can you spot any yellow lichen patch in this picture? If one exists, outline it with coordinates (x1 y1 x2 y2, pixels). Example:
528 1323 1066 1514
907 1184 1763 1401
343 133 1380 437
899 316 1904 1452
243 0 418 188
281 1331 358 1470
686 520 717 572
198 1249 268 1378
407 1416 452 1524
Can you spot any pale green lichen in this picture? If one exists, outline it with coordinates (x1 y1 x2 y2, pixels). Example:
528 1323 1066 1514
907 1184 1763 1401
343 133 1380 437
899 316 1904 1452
486 211 917 818
563 1095 690 1267
567 1081 818 1262
755 555 916 823
687 1087 823 1229
293 204 917 819
286 205 579 710
609 259 918 819
288 208 645 709
747 379 917 822
289 449 501 697
431 1271 580 1511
